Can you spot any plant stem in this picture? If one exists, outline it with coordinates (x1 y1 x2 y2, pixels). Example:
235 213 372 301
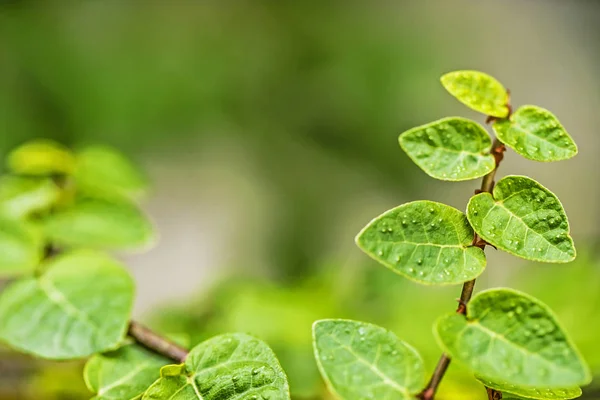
128 321 189 363
418 138 506 400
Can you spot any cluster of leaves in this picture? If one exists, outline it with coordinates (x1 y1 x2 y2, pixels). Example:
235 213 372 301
311 71 591 399
0 140 291 399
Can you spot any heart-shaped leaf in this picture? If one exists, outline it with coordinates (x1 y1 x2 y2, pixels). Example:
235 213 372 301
313 319 425 399
477 375 582 400
142 333 290 400
399 117 495 181
441 70 509 118
356 201 486 285
0 176 60 219
435 288 591 389
493 106 577 162
75 145 148 201
0 217 43 277
41 197 155 251
0 250 134 359
467 175 575 263
84 343 169 400
7 139 76 176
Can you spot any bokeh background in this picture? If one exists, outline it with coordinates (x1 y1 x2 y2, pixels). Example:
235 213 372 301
1 1 600 399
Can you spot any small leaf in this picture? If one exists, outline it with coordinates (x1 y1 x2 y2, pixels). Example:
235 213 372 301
313 319 425 399
75 145 148 200
41 197 155 251
441 70 509 118
435 288 591 388
7 139 76 176
356 201 486 285
0 250 134 359
399 117 495 181
0 176 60 219
493 106 577 162
84 343 169 400
142 333 290 400
0 217 43 277
477 376 582 400
467 175 575 263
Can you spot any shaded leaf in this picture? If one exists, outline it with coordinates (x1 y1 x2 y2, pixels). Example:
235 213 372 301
7 139 76 176
142 333 290 400
313 319 425 399
0 250 134 359
0 217 43 277
0 176 60 219
84 343 169 400
42 197 155 251
435 288 591 389
477 375 582 400
356 201 486 285
467 175 575 262
75 145 148 200
493 106 577 162
399 117 495 181
440 70 509 118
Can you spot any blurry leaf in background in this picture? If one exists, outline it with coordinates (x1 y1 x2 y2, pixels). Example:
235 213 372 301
6 139 76 176
0 176 60 220
0 217 42 277
440 70 509 118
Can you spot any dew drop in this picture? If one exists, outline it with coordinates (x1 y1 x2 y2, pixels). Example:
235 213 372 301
378 250 384 256
232 376 240 382
429 207 435 213
416 259 423 265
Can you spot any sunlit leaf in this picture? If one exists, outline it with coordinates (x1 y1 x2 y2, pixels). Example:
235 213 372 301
356 201 486 285
0 250 134 359
467 175 575 263
0 217 43 277
7 139 76 176
142 333 290 400
313 319 425 399
75 145 148 200
477 375 582 400
41 197 155 251
84 343 169 400
399 117 495 181
435 288 591 389
0 176 60 219
493 106 577 162
440 70 509 118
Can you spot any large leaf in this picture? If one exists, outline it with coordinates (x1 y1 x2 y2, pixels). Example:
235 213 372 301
142 333 290 400
7 139 76 176
313 319 425 399
75 145 148 200
84 343 169 400
466 175 575 263
0 176 60 219
41 197 155 250
399 117 495 181
440 70 509 118
492 106 577 162
0 217 43 277
477 376 582 400
435 288 591 389
355 201 486 285
0 250 134 359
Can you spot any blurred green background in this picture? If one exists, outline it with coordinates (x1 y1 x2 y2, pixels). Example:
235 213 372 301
1 1 600 399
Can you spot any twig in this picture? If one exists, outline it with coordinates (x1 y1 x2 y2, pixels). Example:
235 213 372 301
128 321 189 363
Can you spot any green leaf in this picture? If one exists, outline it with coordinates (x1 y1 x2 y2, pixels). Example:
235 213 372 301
435 288 591 389
312 319 425 399
355 201 486 285
142 333 290 400
75 145 148 200
84 343 169 400
0 176 60 219
466 175 575 263
7 139 76 176
399 117 495 181
493 106 577 162
0 250 134 359
41 197 156 251
440 70 509 118
0 217 43 277
477 376 582 400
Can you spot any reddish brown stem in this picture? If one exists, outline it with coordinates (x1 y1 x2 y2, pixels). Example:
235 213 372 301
128 321 189 363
